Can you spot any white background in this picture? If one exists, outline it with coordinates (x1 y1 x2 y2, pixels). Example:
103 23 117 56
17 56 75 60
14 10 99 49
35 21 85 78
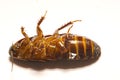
0 0 120 80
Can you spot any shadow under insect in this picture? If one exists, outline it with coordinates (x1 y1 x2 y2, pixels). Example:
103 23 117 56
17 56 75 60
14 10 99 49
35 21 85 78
9 57 100 70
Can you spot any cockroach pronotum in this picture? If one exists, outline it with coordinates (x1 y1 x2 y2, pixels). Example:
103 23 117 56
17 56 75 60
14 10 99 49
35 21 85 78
9 11 101 69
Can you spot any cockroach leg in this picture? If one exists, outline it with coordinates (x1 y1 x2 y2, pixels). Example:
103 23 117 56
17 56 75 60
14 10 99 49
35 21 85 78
66 25 73 37
53 20 81 35
37 11 47 38
21 27 30 42
32 11 47 45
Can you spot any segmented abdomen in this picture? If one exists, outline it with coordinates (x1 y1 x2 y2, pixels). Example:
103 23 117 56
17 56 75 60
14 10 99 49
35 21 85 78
63 34 100 60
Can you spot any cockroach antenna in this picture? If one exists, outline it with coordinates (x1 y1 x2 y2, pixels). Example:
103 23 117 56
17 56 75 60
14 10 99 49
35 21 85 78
9 43 14 72
11 51 14 72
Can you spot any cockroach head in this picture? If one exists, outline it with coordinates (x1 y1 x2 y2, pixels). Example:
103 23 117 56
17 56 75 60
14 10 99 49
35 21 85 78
9 44 19 58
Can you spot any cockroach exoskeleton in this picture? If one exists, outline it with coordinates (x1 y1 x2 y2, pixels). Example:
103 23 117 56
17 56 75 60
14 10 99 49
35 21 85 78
9 11 101 64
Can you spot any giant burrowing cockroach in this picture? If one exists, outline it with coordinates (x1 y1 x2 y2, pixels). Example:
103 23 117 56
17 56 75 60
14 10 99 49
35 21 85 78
9 12 101 63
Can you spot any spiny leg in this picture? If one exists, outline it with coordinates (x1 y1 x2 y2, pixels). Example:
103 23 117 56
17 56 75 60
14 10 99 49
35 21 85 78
21 27 33 54
66 25 73 37
21 27 30 42
53 20 81 35
33 11 47 45
37 11 47 38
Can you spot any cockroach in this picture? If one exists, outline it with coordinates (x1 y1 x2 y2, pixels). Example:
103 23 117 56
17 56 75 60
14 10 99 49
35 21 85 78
9 11 101 65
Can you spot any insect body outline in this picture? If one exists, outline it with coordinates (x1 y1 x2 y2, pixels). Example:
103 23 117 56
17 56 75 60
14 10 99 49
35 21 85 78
9 11 101 62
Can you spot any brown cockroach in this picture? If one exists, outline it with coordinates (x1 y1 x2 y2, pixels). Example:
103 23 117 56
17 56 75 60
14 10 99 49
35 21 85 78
9 11 101 63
